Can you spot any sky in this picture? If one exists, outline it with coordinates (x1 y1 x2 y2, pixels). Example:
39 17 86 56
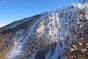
0 0 77 25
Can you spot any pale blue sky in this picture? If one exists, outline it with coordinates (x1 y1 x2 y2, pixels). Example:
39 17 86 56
0 0 77 24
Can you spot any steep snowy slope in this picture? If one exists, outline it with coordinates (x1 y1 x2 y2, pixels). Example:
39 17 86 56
0 3 88 59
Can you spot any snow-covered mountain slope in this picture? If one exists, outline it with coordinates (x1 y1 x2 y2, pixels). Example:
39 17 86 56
0 24 7 28
0 3 88 59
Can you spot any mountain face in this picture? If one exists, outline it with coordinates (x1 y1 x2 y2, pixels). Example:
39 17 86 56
0 3 88 59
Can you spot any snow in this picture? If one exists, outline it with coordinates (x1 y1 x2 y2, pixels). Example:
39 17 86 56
8 30 25 59
6 3 88 59
0 24 7 28
45 3 88 59
7 9 56 59
70 48 75 52
81 49 87 51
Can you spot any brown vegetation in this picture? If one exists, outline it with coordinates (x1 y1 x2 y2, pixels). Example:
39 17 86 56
0 33 18 59
64 8 88 59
